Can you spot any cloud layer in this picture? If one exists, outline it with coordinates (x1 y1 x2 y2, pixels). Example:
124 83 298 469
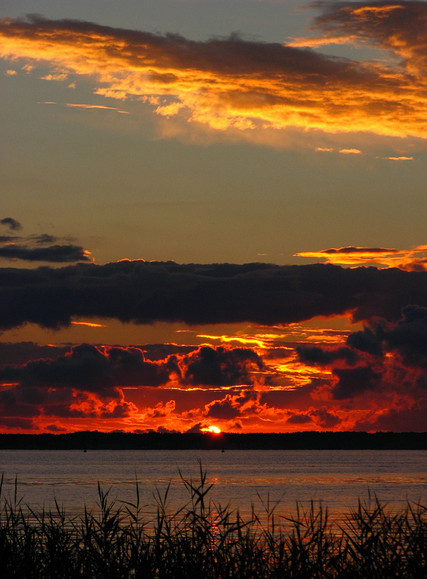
1 260 427 330
1 2 427 145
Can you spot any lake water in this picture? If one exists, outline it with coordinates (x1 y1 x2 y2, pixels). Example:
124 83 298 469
0 449 425 521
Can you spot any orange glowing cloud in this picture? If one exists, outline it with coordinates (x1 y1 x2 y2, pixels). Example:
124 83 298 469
352 5 405 16
294 245 427 270
339 148 362 155
383 155 414 161
71 321 107 328
197 334 269 349
0 7 427 147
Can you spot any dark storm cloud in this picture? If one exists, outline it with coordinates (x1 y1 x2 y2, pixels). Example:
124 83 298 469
206 398 241 420
0 344 170 395
346 327 383 356
181 346 263 386
348 305 427 369
286 408 341 429
0 342 68 367
0 382 86 421
286 413 313 425
292 305 427 416
1 260 427 330
310 408 341 429
332 365 382 399
45 423 66 432
0 343 173 420
0 417 35 430
0 380 134 420
0 243 91 263
381 305 427 368
0 217 22 231
354 406 427 432
296 345 358 366
205 390 259 420
141 343 196 361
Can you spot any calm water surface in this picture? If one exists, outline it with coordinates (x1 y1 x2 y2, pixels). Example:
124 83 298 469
0 449 425 518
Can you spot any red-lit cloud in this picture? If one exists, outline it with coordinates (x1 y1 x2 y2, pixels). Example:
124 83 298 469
0 3 427 148
0 343 266 432
294 305 427 431
1 306 425 434
177 346 263 387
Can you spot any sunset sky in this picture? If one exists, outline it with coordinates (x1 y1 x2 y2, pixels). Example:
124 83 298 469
0 1 426 434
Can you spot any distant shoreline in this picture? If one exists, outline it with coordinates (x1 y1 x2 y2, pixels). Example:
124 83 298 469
0 431 425 450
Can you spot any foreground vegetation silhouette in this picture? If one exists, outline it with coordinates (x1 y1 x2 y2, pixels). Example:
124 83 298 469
0 466 425 578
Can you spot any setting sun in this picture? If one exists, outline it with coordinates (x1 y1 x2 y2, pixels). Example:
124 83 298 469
201 426 222 434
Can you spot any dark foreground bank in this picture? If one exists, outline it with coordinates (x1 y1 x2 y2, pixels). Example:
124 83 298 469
0 431 426 450
0 467 425 579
